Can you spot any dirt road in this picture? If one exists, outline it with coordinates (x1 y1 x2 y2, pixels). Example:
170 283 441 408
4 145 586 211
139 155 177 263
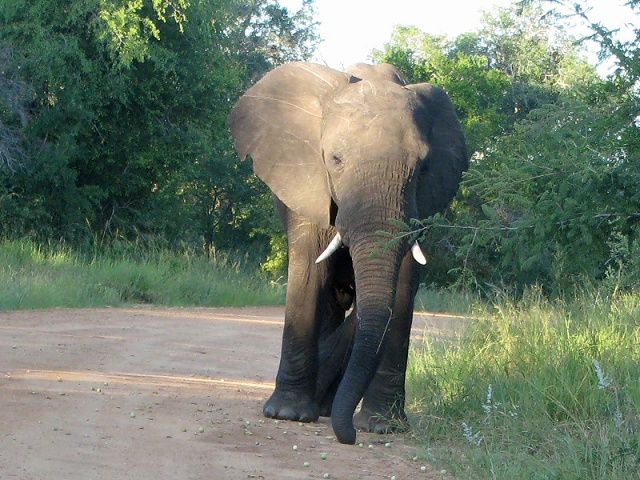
0 307 459 479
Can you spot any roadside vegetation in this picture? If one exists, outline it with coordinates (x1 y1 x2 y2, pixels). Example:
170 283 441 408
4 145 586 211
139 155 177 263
0 239 284 309
407 289 640 479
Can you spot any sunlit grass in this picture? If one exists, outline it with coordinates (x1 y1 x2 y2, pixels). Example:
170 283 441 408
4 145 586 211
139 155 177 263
0 239 284 310
407 288 640 479
414 285 477 315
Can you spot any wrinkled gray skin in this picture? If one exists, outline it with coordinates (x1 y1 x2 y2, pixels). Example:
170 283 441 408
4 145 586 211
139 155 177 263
229 62 468 444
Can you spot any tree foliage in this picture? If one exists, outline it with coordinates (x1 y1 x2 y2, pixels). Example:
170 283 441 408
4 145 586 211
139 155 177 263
377 0 640 294
462 90 640 291
459 1 640 293
0 0 317 253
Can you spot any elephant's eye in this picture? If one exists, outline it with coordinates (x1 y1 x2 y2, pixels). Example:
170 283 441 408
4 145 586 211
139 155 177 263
330 152 344 169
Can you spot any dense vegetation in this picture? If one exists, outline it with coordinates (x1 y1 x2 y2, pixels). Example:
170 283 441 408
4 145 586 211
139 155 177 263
1 0 639 295
0 0 316 260
407 288 640 479
373 1 640 295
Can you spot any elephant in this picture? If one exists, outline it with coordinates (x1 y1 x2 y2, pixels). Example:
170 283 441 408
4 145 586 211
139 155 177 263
228 61 468 444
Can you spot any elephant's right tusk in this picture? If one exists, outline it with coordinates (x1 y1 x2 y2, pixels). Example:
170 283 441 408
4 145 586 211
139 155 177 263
315 233 342 264
411 241 427 265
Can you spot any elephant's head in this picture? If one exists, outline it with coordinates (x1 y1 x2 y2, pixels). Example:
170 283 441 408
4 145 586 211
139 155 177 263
229 62 467 443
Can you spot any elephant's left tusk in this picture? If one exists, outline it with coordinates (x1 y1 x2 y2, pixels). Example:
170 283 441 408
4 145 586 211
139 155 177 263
315 233 342 264
411 241 427 265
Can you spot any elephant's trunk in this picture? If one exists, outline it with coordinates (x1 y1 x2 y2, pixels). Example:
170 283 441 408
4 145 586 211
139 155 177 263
330 236 403 444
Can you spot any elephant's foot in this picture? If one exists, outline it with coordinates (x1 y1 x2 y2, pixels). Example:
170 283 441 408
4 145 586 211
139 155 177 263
318 400 332 418
263 390 319 423
317 387 334 417
353 406 409 435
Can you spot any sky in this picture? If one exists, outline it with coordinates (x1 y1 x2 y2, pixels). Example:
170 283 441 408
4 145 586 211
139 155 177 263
279 0 636 71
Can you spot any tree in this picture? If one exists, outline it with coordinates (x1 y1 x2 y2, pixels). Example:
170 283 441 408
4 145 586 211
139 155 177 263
158 0 319 253
0 0 318 253
448 1 639 293
0 44 31 173
374 1 622 293
461 91 640 291
229 0 319 83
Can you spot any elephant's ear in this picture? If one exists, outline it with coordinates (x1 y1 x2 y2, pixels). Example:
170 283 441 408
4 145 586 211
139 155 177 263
407 83 469 218
229 62 350 228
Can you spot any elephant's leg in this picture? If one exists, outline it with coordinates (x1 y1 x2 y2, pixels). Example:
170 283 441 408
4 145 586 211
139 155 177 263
316 249 356 416
354 252 419 434
316 306 357 416
263 215 333 423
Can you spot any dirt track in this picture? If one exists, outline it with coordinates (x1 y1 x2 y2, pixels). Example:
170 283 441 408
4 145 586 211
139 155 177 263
0 306 460 479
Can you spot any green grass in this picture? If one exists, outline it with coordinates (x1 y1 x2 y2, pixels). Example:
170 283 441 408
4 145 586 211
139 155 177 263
415 285 477 315
407 288 640 479
0 239 284 310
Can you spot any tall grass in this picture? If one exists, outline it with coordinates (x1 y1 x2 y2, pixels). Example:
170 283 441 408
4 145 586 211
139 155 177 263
0 239 284 309
414 285 477 315
407 288 640 479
